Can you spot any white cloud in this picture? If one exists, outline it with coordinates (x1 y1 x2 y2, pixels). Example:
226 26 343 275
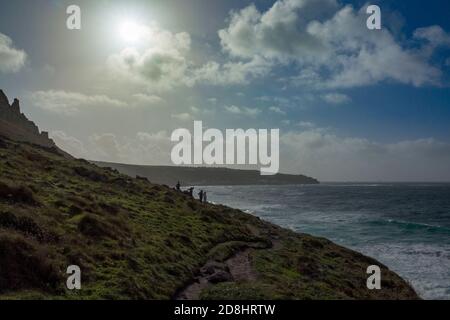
52 131 172 165
281 129 450 181
297 121 316 129
28 90 127 115
219 0 338 61
0 33 27 73
106 21 272 89
269 106 286 115
132 93 165 105
107 23 191 91
192 56 271 86
218 0 446 89
190 106 200 114
171 112 193 121
414 25 450 50
224 105 261 117
190 105 215 116
51 131 88 158
322 93 351 105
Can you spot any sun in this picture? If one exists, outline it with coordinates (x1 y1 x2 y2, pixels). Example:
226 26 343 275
119 20 143 43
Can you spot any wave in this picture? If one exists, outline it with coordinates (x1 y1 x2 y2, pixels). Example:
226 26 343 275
369 219 450 233
243 203 287 214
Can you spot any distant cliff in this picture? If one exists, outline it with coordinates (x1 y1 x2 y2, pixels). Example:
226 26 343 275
0 89 55 149
94 162 320 186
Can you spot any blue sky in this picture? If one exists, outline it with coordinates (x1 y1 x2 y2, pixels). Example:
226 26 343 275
1 0 450 181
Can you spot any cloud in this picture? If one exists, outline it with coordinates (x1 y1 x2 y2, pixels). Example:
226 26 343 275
52 131 173 164
218 0 338 61
224 105 261 117
107 23 191 91
322 93 351 105
218 0 446 89
132 93 165 105
28 90 127 115
51 131 88 158
297 121 316 129
171 112 193 121
280 129 450 181
0 33 27 73
414 25 450 49
190 105 215 116
192 56 271 86
190 106 200 114
269 106 286 115
106 21 272 89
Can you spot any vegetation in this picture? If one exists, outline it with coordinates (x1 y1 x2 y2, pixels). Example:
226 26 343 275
0 136 418 300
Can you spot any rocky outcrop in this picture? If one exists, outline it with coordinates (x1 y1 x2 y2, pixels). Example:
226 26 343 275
0 89 56 149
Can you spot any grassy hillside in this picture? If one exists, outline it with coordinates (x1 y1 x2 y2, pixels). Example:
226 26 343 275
0 136 418 300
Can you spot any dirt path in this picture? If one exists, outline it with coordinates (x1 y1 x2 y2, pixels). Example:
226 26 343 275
174 220 285 300
226 248 257 282
175 247 256 300
175 237 281 300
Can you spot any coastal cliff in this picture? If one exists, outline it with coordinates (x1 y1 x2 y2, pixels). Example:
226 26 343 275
0 91 418 300
0 139 419 300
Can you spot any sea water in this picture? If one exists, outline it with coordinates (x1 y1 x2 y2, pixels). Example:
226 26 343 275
202 183 450 300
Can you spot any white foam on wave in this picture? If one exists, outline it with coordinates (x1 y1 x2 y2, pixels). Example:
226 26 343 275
356 243 450 300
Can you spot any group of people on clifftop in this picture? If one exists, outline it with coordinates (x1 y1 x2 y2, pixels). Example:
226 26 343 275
175 181 207 203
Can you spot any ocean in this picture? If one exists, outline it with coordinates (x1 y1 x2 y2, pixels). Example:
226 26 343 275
202 183 450 300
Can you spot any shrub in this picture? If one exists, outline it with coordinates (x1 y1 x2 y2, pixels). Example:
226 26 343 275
0 234 61 293
73 166 108 182
68 205 83 216
98 202 120 215
0 211 57 242
78 214 116 239
0 181 38 205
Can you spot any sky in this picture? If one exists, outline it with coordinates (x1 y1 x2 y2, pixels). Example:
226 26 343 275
1 0 450 181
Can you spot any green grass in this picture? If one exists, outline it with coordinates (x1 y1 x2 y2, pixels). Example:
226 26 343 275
0 137 419 300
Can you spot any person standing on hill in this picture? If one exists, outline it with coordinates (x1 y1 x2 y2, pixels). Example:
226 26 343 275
176 181 181 191
198 190 204 203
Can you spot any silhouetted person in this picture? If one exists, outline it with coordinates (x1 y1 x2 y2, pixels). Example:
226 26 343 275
188 187 194 198
176 181 181 191
198 190 204 203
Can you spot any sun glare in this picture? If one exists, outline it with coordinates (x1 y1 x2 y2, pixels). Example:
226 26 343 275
119 20 143 43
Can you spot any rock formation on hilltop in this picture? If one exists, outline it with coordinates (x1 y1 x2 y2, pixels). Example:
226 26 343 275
0 89 55 148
